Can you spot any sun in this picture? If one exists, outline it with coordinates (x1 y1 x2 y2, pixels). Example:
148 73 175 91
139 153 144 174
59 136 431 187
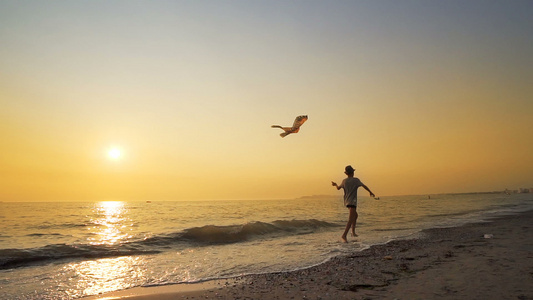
108 147 122 160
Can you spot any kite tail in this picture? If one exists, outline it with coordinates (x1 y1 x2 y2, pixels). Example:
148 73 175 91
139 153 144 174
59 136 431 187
280 132 290 138
271 125 282 129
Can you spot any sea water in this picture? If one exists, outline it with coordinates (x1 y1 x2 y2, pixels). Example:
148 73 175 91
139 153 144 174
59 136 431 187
1 193 532 299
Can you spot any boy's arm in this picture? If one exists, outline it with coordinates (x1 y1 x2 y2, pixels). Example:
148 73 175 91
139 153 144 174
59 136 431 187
362 184 375 197
331 181 342 190
332 179 346 190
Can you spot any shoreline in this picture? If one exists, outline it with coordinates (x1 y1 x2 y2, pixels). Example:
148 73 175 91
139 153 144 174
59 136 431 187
87 210 533 300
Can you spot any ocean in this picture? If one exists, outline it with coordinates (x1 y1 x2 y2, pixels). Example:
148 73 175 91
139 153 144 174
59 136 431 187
1 193 532 299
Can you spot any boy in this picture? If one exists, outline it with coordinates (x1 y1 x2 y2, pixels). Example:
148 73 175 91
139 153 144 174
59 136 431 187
332 165 375 242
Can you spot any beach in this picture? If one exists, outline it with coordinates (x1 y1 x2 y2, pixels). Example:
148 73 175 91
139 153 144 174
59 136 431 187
87 209 533 300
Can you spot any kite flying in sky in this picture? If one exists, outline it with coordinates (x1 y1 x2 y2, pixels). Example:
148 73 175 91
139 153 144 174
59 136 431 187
271 115 308 138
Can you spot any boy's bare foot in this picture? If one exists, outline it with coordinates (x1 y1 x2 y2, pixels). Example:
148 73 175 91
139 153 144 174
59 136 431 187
351 232 358 237
341 236 348 243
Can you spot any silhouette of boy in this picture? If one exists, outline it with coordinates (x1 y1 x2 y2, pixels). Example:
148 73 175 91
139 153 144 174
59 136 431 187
332 165 375 242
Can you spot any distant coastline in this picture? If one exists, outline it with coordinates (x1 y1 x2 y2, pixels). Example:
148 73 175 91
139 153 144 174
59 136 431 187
296 195 339 200
297 189 530 200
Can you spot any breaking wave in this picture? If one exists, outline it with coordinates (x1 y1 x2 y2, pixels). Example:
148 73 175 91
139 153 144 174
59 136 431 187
0 219 338 269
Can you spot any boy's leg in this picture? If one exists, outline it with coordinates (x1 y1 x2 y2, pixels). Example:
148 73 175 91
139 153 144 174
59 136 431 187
351 209 358 236
342 207 357 242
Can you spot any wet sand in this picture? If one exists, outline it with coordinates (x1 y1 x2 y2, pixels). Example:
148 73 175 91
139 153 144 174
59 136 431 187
88 210 533 300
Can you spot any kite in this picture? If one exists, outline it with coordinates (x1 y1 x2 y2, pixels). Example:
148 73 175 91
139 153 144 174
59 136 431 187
271 115 308 138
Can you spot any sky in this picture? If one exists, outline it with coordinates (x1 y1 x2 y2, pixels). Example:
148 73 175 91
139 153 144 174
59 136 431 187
1 0 532 202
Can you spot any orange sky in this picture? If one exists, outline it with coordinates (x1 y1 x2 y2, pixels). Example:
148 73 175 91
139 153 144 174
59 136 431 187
1 1 532 201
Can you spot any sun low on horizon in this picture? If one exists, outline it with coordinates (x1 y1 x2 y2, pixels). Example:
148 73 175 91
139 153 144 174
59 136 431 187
107 147 122 161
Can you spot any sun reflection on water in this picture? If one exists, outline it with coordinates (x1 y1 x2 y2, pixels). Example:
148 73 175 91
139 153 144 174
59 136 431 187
68 256 145 297
66 201 146 297
88 201 133 245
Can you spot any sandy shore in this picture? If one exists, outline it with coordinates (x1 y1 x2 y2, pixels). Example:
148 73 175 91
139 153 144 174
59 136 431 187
88 210 533 300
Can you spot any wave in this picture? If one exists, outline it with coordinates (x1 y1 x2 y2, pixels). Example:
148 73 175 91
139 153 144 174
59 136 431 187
181 219 336 244
34 222 103 230
142 219 337 246
0 219 338 270
25 233 64 237
0 243 160 270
